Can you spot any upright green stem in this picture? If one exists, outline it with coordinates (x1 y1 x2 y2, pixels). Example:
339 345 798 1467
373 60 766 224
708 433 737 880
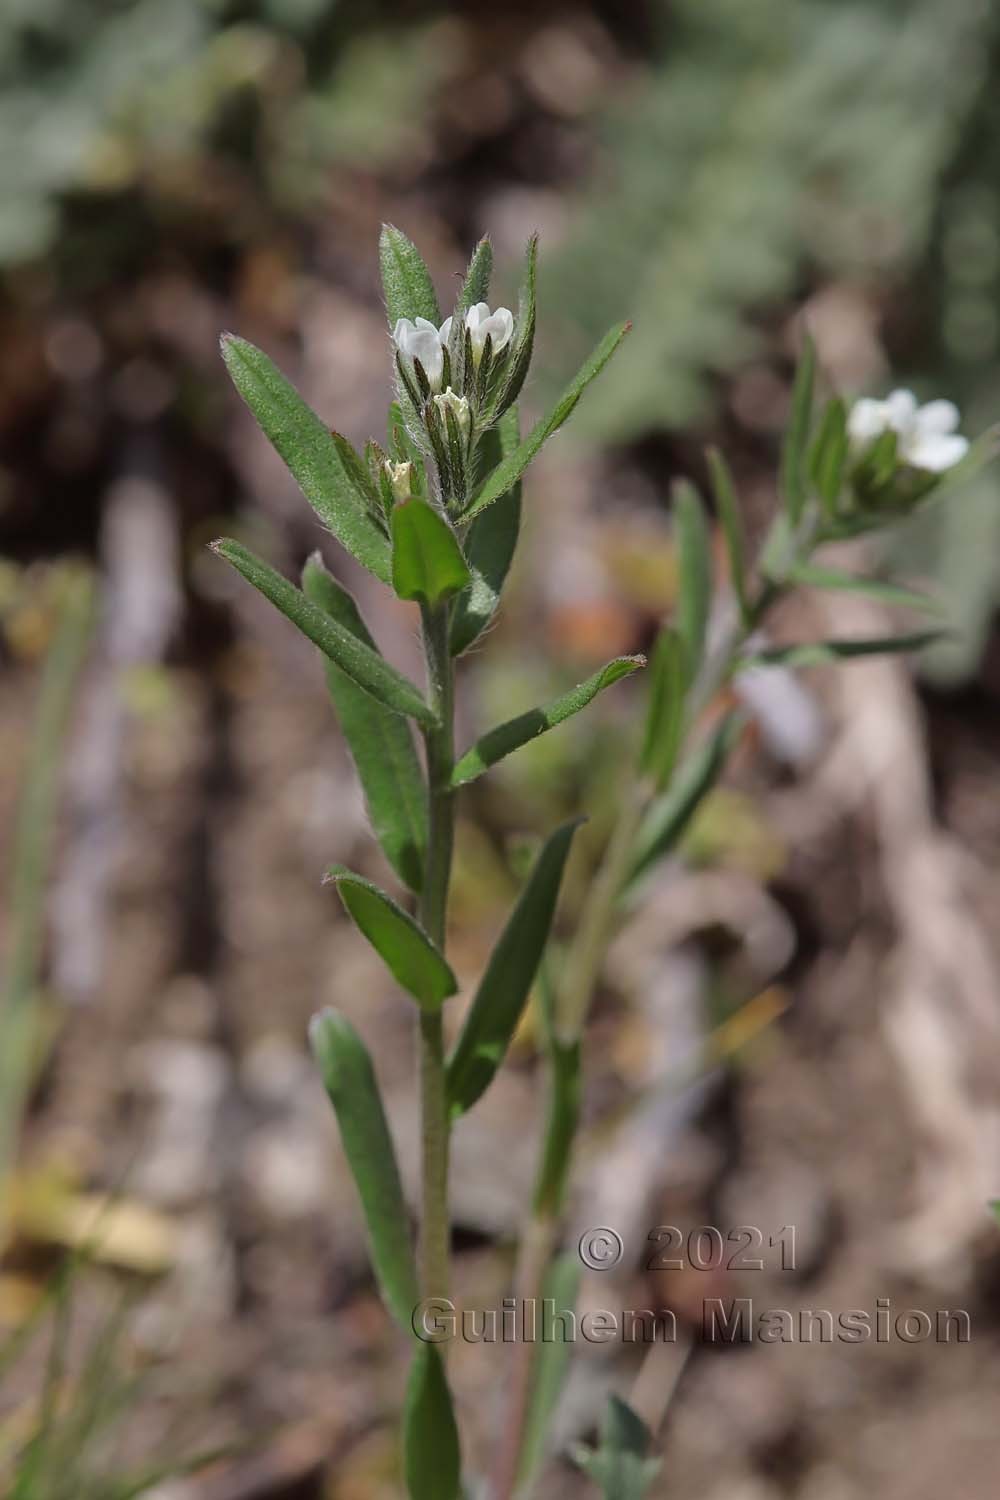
417 604 455 1304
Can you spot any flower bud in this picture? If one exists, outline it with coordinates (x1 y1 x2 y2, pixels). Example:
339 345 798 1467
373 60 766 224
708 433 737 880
433 387 471 442
384 458 414 504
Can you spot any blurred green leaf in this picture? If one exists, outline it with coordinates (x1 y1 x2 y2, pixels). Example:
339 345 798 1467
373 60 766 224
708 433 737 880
212 539 435 725
781 334 816 525
639 625 685 790
302 554 426 892
380 223 441 328
324 867 457 1010
447 820 582 1117
451 656 644 787
403 1344 461 1500
673 479 712 686
742 631 945 668
784 561 943 614
573 1396 660 1500
309 1011 419 1330
808 397 849 517
629 712 744 886
706 446 750 627
220 336 391 584
391 499 471 607
515 1253 581 1488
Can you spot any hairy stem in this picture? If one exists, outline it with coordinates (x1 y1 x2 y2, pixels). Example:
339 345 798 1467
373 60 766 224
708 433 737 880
417 604 455 1304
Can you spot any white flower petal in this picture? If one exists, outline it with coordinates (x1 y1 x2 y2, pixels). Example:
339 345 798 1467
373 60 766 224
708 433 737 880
438 316 453 345
481 306 514 353
883 389 918 431
914 399 960 436
393 317 417 352
414 317 439 333
407 327 445 389
901 432 969 473
847 398 888 443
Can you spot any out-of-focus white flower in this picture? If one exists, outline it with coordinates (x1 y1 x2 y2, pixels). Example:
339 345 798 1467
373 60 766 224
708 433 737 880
384 459 413 503
847 389 969 473
463 302 514 364
433 387 471 440
393 316 449 391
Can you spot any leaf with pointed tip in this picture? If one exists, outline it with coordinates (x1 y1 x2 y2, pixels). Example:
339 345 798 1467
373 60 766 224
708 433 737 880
493 234 537 419
782 334 816 525
458 236 493 314
302 555 426 892
391 499 471 607
573 1396 660 1500
515 1254 581 1488
403 1344 461 1500
742 631 945 669
673 479 712 686
784 562 944 615
706 447 749 627
808 396 848 517
639 625 685 790
450 408 522 655
220 336 391 583
212 539 435 726
451 656 644 787
325 867 457 1010
629 712 744 887
446 819 582 1117
379 224 441 327
309 1011 419 1330
460 322 631 523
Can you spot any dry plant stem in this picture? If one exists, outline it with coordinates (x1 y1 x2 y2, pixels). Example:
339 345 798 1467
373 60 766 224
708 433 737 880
417 604 455 1305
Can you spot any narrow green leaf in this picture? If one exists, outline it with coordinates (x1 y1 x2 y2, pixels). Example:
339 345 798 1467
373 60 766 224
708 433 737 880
706 447 749 627
450 407 522 655
461 322 631 523
457 236 493 314
451 656 644 787
515 1254 581 1488
808 396 848 517
639 625 685 790
781 334 816 525
379 223 441 327
629 712 744 886
302 555 426 892
673 479 712 686
532 1037 581 1218
446 820 582 1117
574 1396 660 1500
403 1344 461 1500
493 234 538 418
391 499 472 607
309 1011 419 1330
742 631 945 669
212 539 436 726
325 866 457 1010
220 336 391 584
784 562 944 615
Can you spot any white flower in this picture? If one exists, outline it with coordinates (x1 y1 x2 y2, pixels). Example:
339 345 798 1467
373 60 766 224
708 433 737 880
463 302 514 364
847 389 969 473
393 316 450 391
384 459 413 503
433 387 471 440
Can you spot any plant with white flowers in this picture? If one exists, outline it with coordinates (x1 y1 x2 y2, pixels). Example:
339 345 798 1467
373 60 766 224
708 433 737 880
210 230 988 1499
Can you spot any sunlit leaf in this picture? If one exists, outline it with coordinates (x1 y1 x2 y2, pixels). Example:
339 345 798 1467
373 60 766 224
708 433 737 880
324 867 457 1009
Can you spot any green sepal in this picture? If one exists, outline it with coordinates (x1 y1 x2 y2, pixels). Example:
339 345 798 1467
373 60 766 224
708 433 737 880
324 866 457 1010
302 555 426 892
450 407 522 656
638 625 685 790
673 479 712 688
403 1344 461 1500
308 1010 420 1331
379 223 441 328
220 335 392 584
391 499 472 607
781 334 816 525
628 712 744 888
446 819 582 1117
460 321 631 523
451 656 645 787
211 539 436 726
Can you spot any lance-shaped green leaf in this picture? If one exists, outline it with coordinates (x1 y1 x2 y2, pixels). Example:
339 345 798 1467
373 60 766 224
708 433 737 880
706 446 749 627
781 334 816 525
446 819 582 1117
808 396 848 518
628 712 744 886
515 1254 581 1489
783 561 944 615
493 234 537 418
673 479 712 686
308 1011 419 1330
403 1344 461 1500
457 236 493 314
324 867 457 1010
302 555 426 892
450 408 522 655
220 336 392 584
379 223 441 327
391 499 471 607
451 656 644 787
212 539 435 726
573 1397 660 1500
742 631 945 669
460 321 631 523
639 625 685 790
